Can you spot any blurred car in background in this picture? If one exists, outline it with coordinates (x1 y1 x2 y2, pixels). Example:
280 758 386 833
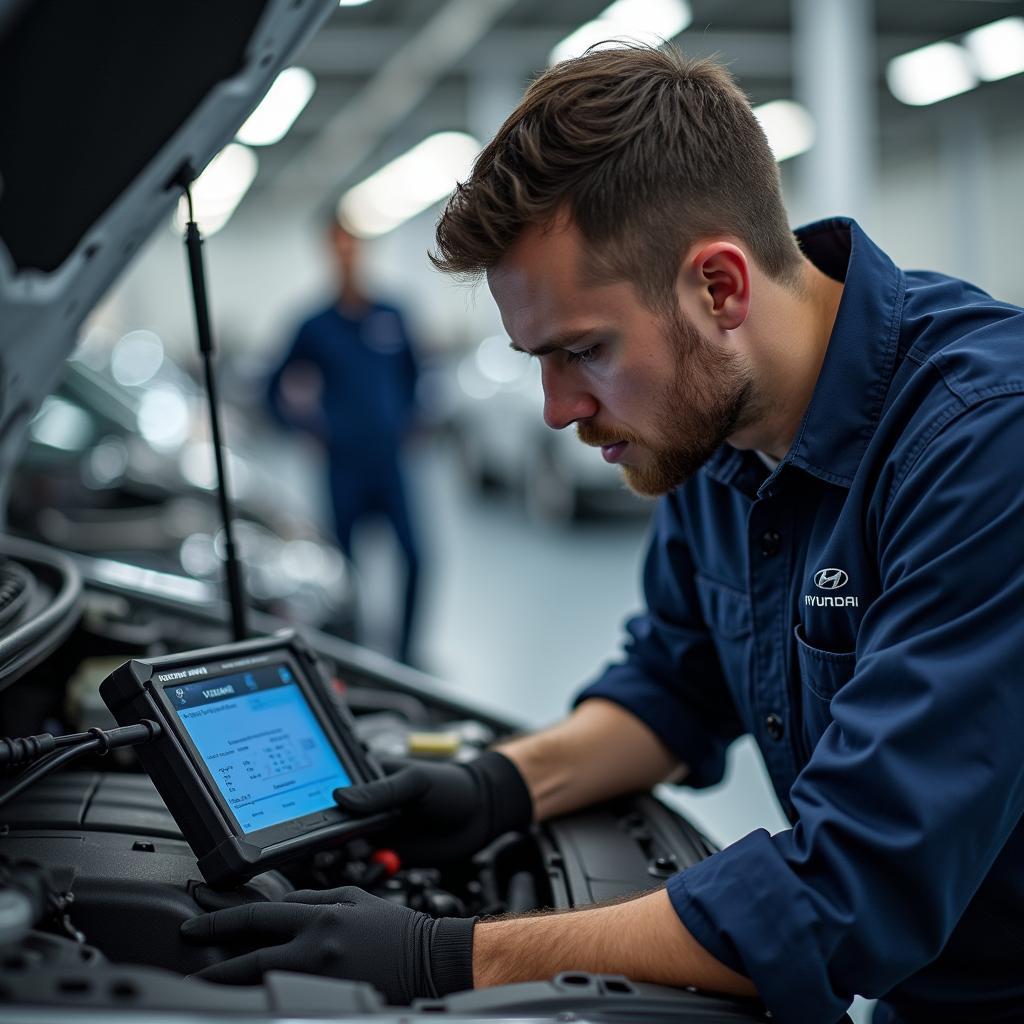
8 333 355 637
442 334 648 523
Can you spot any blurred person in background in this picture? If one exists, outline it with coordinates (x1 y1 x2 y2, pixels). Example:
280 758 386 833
266 216 422 665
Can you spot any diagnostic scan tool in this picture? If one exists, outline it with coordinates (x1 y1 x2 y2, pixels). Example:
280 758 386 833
100 632 387 886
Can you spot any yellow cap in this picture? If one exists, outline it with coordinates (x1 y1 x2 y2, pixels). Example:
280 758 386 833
406 731 461 757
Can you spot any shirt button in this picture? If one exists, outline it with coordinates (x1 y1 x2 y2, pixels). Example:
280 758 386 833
760 529 781 557
765 713 785 741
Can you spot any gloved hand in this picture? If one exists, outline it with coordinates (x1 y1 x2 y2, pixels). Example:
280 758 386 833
332 751 533 866
181 885 475 1003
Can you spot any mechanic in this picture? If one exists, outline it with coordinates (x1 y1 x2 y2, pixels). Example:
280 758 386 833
184 46 1024 1023
266 217 423 664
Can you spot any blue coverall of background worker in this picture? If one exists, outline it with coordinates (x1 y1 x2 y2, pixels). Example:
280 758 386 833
266 221 422 665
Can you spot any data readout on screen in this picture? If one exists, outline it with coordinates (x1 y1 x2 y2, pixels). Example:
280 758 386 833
165 664 351 833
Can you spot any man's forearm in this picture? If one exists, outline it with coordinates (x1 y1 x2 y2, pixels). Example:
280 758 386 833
472 888 757 997
495 698 685 821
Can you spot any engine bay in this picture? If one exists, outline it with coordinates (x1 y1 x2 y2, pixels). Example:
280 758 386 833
0 544 774 1021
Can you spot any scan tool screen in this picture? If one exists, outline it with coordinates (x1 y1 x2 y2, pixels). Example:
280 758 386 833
165 664 352 833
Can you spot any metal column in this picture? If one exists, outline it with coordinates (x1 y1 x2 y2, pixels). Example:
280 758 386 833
792 0 876 226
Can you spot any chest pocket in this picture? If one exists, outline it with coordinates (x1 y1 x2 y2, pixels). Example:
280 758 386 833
694 574 751 704
794 624 857 754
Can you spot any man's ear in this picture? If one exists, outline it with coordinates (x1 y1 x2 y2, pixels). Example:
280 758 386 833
681 242 751 331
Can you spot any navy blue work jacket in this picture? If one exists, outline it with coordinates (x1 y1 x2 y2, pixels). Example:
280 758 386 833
267 300 419 463
576 219 1024 1023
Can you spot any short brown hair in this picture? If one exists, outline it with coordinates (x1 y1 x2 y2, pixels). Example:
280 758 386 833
431 44 803 308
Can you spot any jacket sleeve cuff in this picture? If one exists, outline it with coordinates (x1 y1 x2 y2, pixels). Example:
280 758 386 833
429 916 477 996
667 830 849 1024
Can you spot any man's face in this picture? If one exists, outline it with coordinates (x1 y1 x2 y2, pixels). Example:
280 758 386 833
488 219 755 497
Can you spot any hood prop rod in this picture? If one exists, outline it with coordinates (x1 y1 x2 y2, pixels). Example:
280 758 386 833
177 173 247 642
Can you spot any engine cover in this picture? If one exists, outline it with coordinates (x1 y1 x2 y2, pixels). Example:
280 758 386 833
0 772 290 971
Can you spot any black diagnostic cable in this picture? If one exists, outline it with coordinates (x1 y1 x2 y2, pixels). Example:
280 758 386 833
0 722 161 767
0 721 161 810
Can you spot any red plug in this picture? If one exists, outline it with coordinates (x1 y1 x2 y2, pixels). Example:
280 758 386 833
371 849 401 878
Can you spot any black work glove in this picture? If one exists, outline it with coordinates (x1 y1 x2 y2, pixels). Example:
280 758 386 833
181 885 475 1004
333 751 533 866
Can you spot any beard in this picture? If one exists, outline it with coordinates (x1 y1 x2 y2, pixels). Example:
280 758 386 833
577 310 755 498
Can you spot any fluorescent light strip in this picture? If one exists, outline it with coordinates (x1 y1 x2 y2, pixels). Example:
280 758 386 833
964 16 1024 81
752 100 815 162
886 40 977 106
236 67 316 147
173 144 259 237
339 131 481 238
549 0 692 65
887 14 1024 107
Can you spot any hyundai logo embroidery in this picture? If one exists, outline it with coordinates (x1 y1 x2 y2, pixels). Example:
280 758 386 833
814 568 849 590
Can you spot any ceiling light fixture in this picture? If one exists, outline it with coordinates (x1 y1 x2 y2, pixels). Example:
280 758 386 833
549 0 692 66
886 40 978 106
338 131 481 238
236 67 316 147
752 100 815 162
963 16 1024 81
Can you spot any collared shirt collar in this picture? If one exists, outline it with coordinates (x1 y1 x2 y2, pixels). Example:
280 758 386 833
784 217 905 488
700 218 906 496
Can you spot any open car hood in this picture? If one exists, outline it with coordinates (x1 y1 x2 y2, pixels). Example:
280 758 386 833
0 0 335 515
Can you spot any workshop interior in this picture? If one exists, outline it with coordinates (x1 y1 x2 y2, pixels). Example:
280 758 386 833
1 1 1022 1022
